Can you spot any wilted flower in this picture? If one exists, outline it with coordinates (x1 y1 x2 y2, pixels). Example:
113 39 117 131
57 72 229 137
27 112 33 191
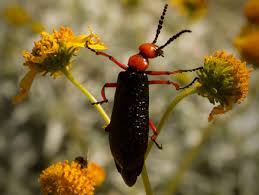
170 0 207 20
197 51 252 121
244 0 259 24
13 26 107 104
39 159 105 195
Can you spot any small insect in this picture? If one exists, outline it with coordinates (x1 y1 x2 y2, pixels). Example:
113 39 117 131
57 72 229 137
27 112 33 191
74 156 88 169
88 4 202 186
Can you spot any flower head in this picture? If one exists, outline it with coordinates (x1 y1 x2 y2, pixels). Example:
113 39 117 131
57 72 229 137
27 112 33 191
13 26 107 104
197 51 252 121
39 159 105 195
170 0 207 20
244 0 259 24
234 30 259 67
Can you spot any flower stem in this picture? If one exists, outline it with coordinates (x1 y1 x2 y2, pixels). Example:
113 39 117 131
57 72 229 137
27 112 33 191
141 164 153 195
164 123 214 195
62 68 110 125
63 68 153 194
145 82 202 158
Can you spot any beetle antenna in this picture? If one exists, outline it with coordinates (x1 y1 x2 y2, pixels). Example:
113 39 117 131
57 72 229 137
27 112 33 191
158 30 192 50
152 4 168 44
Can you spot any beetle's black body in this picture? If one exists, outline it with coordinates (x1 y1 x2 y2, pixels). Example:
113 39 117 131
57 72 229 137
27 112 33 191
105 68 149 186
89 3 197 187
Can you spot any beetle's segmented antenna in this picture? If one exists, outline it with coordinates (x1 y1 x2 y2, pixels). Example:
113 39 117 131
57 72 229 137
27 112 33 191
158 30 192 50
152 4 168 44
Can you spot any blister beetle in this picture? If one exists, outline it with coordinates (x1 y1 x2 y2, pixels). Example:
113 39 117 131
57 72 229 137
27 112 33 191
88 4 202 186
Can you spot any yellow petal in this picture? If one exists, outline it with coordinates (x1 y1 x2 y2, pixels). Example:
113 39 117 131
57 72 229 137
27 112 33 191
88 43 107 50
12 68 37 104
68 35 88 48
85 26 107 50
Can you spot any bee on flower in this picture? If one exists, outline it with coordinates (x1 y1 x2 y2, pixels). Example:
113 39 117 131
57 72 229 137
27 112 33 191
39 157 105 195
196 51 252 121
13 26 107 104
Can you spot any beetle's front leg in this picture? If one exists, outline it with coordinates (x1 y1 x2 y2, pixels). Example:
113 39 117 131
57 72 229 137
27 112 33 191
144 66 203 76
92 83 117 105
149 119 162 150
148 80 180 90
86 46 128 70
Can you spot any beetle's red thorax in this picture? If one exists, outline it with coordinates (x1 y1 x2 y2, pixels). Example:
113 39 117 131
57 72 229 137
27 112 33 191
128 54 149 71
127 43 160 71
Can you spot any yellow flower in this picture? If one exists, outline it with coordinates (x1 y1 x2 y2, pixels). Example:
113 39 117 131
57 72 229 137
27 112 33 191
2 4 30 27
39 159 105 195
13 26 107 104
170 0 207 20
197 51 252 121
234 30 259 67
244 0 259 24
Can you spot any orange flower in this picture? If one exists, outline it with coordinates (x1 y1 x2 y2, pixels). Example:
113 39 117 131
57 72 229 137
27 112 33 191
39 159 105 195
13 26 107 104
197 51 252 121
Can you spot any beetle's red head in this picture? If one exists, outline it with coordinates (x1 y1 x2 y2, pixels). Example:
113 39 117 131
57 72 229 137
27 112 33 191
128 4 191 71
139 43 164 58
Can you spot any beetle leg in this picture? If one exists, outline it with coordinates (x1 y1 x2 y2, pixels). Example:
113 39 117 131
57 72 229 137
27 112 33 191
179 77 199 90
149 119 162 150
144 67 203 75
86 46 128 70
92 83 118 105
148 80 180 90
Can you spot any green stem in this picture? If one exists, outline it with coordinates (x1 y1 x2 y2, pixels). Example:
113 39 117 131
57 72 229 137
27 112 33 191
145 82 202 158
164 123 214 195
141 164 153 195
62 68 110 125
62 68 153 194
141 82 201 194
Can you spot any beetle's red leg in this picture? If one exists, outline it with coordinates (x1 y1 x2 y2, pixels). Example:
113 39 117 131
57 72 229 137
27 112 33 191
144 67 203 75
92 83 118 105
148 80 180 90
149 119 162 150
86 47 128 70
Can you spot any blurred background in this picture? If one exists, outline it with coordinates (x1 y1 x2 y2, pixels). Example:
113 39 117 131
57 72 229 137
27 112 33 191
0 0 258 194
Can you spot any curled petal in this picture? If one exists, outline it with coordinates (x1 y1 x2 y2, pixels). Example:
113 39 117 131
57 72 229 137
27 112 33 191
12 68 37 104
208 105 232 122
85 26 107 50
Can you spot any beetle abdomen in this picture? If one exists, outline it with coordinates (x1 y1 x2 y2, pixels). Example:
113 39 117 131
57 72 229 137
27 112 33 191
106 68 149 186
